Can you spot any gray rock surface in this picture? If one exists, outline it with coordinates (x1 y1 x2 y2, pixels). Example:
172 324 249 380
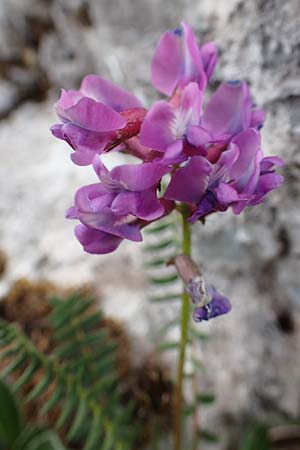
0 0 299 448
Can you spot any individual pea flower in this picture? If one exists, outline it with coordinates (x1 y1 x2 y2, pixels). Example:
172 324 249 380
162 78 264 167
193 287 232 322
169 255 231 322
139 82 206 164
66 156 171 254
164 128 283 219
151 21 217 96
189 129 284 221
51 75 146 166
162 80 283 217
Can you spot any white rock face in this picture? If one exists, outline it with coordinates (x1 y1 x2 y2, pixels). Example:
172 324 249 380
0 0 299 448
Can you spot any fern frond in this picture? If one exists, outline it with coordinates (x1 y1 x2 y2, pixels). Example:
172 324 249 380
0 300 137 450
49 294 120 399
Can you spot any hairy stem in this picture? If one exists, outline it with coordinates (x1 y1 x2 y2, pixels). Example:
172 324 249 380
174 205 192 450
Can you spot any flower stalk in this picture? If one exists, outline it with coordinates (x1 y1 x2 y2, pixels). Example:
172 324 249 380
174 205 192 450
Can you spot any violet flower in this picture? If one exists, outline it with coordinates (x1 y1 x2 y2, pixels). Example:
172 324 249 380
165 128 283 219
193 286 231 322
170 254 231 322
51 21 284 258
190 130 284 221
67 157 170 254
51 75 145 166
140 82 206 164
163 80 283 217
151 21 217 96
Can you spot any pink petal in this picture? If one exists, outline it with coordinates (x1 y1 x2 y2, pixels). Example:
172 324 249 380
71 148 103 166
110 191 139 216
260 156 285 172
50 124 64 140
181 22 206 89
178 82 203 126
251 173 284 205
92 157 121 192
202 81 251 139
111 162 170 191
214 182 241 204
111 190 164 221
165 156 212 203
55 89 83 122
135 190 164 220
230 128 261 181
151 22 210 95
62 122 106 149
186 126 211 148
75 224 123 254
250 107 266 129
200 42 218 81
65 97 126 132
74 183 112 212
66 206 77 219
81 75 142 111
210 142 240 185
151 30 184 96
139 100 176 151
163 140 185 164
78 207 142 242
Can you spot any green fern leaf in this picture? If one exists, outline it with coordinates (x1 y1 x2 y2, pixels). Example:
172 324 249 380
0 378 23 447
0 346 21 359
67 394 89 441
41 383 64 415
55 389 77 429
14 361 40 391
0 298 137 450
26 370 53 402
101 423 116 450
82 409 103 450
2 352 27 377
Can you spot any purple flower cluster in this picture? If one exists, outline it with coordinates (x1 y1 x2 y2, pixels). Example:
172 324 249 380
51 22 283 256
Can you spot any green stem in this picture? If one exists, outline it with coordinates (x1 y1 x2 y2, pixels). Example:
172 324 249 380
174 205 192 450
